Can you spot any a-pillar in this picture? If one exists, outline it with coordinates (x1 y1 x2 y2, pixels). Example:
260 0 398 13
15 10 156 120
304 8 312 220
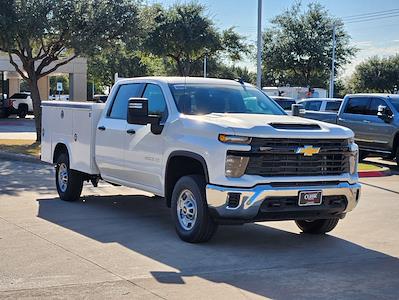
69 73 87 101
37 76 49 100
8 78 20 96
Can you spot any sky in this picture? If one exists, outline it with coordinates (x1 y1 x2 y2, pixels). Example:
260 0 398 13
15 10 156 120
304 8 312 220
148 0 399 78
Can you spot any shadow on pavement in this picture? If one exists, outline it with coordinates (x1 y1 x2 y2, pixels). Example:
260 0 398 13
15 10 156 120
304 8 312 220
36 194 399 299
0 159 54 195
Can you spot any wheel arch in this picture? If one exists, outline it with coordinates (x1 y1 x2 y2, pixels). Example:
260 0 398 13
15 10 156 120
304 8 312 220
164 151 209 207
53 143 69 164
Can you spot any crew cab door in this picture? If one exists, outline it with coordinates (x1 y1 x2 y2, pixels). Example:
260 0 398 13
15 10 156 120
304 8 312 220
95 83 144 180
338 97 371 148
124 83 168 193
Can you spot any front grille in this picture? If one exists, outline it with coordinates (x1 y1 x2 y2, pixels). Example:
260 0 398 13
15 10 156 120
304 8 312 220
234 138 350 177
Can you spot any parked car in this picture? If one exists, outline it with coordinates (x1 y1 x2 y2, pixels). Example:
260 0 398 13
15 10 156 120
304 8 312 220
4 92 33 118
41 77 361 243
270 96 296 111
336 94 399 164
92 94 108 103
298 98 343 123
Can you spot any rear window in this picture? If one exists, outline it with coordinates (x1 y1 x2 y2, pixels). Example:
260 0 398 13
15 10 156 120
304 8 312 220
344 97 369 114
325 101 341 112
10 93 28 99
275 100 296 110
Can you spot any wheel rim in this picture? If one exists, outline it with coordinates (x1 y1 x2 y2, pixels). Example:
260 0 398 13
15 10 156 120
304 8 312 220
58 163 68 192
177 189 198 231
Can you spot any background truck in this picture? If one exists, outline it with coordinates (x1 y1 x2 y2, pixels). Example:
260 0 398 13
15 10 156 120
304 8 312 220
41 77 361 243
300 94 399 165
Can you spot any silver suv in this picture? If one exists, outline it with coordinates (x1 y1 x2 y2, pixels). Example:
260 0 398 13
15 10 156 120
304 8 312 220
337 94 399 165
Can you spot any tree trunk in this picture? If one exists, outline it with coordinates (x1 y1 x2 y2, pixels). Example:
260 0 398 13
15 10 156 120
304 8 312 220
29 78 42 143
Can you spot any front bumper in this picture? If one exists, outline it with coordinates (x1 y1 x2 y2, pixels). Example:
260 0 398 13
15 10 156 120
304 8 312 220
206 182 361 222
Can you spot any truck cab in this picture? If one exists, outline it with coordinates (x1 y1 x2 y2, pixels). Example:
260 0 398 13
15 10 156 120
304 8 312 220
41 77 361 243
337 94 399 164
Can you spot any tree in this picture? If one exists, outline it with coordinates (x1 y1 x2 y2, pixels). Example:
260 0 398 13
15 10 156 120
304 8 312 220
262 2 356 88
348 55 399 93
144 3 249 76
0 0 140 141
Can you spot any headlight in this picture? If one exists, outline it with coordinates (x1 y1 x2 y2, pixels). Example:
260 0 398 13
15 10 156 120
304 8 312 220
219 134 252 144
349 150 358 175
225 155 249 178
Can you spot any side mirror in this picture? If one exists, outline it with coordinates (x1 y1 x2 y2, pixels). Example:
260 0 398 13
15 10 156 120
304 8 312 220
377 105 393 123
127 98 163 134
292 104 304 116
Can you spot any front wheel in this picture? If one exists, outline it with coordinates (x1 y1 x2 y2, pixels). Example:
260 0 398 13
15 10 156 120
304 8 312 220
55 153 83 201
171 175 218 243
295 218 339 234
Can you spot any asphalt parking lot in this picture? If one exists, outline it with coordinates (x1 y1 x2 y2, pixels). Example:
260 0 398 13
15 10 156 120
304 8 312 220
0 158 398 299
0 116 36 140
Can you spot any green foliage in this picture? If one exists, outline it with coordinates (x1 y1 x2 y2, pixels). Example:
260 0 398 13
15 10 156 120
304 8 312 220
262 2 356 88
143 2 249 76
348 55 399 93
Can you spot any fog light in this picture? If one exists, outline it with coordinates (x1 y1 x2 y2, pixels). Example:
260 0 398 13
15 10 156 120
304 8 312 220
225 155 249 178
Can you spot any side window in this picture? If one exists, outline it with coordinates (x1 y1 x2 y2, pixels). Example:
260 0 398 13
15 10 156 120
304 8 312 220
325 101 341 112
367 98 389 115
344 97 370 115
307 101 322 111
142 84 168 120
109 84 143 119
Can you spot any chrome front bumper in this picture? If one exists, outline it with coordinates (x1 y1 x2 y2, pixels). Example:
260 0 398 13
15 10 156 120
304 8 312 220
206 182 361 220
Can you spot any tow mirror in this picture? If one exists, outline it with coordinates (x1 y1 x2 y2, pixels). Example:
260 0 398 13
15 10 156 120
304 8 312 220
292 104 304 117
377 105 393 123
127 98 163 134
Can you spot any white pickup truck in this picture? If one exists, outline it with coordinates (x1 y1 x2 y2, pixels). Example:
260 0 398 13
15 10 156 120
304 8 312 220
41 77 361 243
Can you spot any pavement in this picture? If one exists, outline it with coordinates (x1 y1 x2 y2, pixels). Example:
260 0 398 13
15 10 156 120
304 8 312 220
0 116 36 140
0 158 398 299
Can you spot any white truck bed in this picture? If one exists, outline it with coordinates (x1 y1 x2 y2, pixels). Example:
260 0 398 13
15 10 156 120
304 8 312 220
41 101 105 174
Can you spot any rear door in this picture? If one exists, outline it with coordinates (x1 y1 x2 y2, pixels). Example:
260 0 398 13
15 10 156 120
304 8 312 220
338 97 371 148
124 83 168 193
95 83 144 180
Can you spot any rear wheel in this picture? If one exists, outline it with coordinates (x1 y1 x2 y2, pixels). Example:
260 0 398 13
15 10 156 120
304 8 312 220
171 175 218 243
55 153 83 201
295 218 339 234
18 104 28 118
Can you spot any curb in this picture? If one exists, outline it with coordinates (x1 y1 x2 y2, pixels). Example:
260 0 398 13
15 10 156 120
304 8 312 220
358 167 391 178
0 150 47 165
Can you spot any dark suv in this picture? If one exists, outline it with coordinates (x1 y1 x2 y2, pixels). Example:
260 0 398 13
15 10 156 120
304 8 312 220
337 94 399 165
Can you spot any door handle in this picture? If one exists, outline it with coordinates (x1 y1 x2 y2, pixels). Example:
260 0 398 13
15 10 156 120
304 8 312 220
363 120 371 123
126 129 136 135
97 126 106 131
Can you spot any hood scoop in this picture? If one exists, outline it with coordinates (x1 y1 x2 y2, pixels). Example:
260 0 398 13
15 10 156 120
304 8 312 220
270 123 321 130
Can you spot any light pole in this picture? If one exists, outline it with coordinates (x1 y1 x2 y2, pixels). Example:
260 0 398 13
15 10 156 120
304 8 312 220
329 24 336 98
203 54 207 78
256 0 262 89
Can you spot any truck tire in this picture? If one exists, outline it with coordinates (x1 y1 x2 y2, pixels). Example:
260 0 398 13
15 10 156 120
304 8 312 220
18 104 28 118
55 153 83 202
295 218 339 234
171 175 218 243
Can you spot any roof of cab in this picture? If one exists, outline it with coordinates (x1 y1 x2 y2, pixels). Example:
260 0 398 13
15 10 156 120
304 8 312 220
116 76 253 87
345 93 397 98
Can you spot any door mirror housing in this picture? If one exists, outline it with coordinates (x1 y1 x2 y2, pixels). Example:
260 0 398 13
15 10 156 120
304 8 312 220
292 104 304 116
377 105 393 123
127 98 163 134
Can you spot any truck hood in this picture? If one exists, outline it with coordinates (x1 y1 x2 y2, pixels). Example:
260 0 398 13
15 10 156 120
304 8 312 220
182 113 353 139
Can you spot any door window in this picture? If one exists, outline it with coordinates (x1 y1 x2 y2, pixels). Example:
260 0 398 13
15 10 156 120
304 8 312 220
325 101 341 112
142 84 168 120
366 98 389 115
108 83 144 119
344 97 370 114
306 101 322 111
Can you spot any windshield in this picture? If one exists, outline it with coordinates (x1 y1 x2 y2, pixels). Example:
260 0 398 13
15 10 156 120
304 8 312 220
389 96 399 112
169 83 285 115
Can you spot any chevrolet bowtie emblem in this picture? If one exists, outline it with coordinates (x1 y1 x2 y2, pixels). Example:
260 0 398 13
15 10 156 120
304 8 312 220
296 145 320 156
